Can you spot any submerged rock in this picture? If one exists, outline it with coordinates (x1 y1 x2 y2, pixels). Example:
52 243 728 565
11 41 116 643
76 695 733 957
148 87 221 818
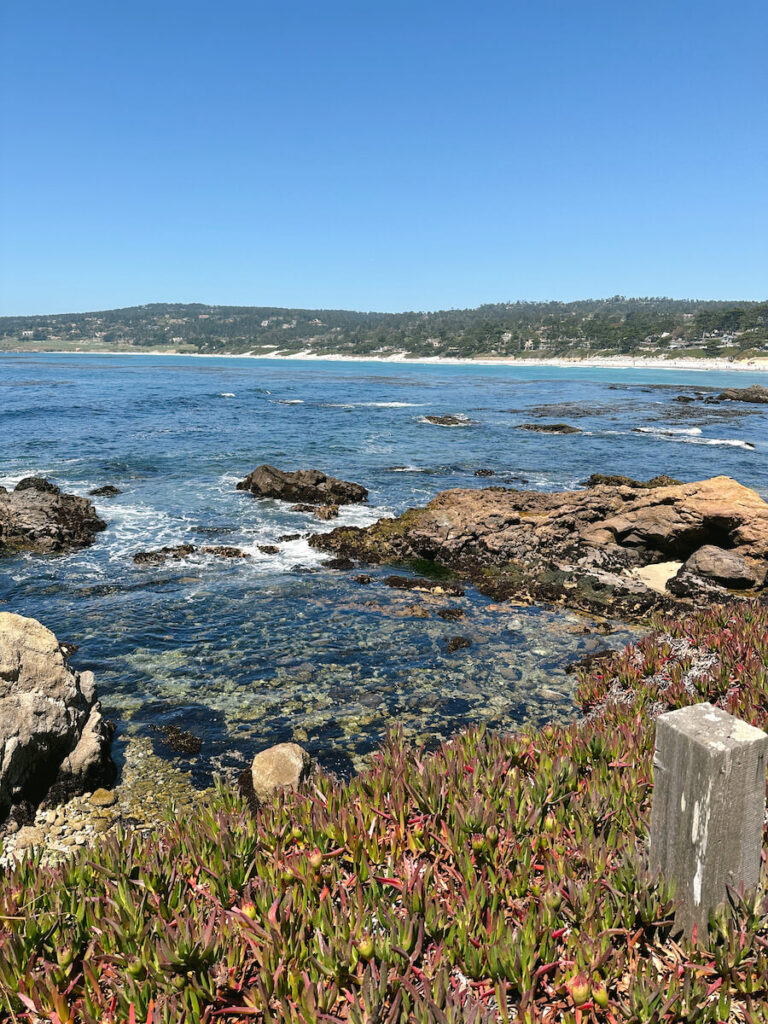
0 613 115 822
133 544 251 564
0 477 106 555
423 414 470 427
251 742 311 802
237 465 368 505
516 423 582 434
315 505 340 521
89 485 123 497
311 476 768 616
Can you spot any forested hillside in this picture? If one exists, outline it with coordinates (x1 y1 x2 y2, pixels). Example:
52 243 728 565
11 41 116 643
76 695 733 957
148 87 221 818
2 297 767 359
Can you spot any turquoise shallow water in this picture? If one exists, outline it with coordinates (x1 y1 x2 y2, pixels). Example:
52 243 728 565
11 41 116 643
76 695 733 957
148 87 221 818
1 354 766 780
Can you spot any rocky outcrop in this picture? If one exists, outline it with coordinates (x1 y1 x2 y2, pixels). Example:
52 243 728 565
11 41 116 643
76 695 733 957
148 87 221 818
237 465 367 505
516 423 582 434
311 476 768 617
0 478 106 555
133 544 251 564
251 742 311 802
0 613 115 823
423 415 470 427
90 485 123 497
679 545 764 589
717 385 768 404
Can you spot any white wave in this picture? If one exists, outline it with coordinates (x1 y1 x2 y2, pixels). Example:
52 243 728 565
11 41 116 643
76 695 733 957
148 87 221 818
635 426 703 436
634 428 755 450
387 465 429 473
220 392 236 398
357 401 424 408
273 399 304 404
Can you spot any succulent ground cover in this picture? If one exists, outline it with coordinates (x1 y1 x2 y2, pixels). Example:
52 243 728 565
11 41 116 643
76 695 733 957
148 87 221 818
1 604 768 1023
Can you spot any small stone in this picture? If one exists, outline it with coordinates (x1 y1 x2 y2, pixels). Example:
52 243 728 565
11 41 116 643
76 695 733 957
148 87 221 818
90 788 118 808
251 742 311 802
15 826 45 849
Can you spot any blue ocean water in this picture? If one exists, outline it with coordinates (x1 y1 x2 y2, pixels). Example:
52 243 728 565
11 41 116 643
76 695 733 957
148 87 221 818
1 354 766 781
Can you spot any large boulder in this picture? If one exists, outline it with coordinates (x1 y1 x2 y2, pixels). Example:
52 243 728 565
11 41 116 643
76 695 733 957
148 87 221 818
237 465 367 505
251 742 311 802
0 613 115 822
680 545 762 589
0 477 106 555
310 476 768 616
717 384 768 404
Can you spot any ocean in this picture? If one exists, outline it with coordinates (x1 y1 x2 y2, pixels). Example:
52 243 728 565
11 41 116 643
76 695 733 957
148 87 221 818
1 353 766 783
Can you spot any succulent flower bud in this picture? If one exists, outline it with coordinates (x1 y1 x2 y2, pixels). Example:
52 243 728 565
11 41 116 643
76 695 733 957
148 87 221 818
309 847 323 871
356 934 375 960
592 981 609 1008
485 825 499 847
567 974 590 1006
240 901 258 920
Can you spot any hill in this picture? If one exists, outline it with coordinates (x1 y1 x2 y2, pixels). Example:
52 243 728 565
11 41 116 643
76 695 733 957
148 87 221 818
2 297 768 360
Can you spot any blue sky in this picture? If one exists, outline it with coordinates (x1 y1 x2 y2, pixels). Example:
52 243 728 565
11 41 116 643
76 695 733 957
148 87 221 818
1 0 766 315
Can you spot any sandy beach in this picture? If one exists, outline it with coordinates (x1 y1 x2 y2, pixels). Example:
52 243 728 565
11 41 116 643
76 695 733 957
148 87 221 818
25 348 768 372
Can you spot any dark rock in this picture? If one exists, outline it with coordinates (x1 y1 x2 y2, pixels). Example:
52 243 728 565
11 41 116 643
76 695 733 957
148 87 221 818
474 469 496 477
0 613 115 821
583 474 682 489
89 485 123 497
0 478 106 556
150 723 202 756
323 557 355 570
201 545 251 559
716 384 768 404
311 476 768 617
565 648 617 675
258 545 280 555
383 575 465 596
290 504 318 513
516 423 582 434
134 544 250 564
436 607 465 621
237 465 367 505
278 533 302 542
134 544 196 565
445 636 471 653
423 414 470 426
354 574 373 584
674 395 695 404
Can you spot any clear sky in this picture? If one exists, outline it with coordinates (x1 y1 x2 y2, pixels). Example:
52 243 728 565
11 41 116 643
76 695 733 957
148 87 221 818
1 0 766 315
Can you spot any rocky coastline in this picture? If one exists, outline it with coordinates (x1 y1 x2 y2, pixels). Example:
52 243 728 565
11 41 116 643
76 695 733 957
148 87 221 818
310 475 768 618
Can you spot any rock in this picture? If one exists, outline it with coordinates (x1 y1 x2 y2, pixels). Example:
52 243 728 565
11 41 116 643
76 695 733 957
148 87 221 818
251 742 311 802
201 546 251 559
0 478 106 556
315 505 339 521
14 825 45 850
582 474 681 489
674 395 695 403
278 533 302 542
716 384 768 404
290 504 318 513
516 423 582 434
436 607 465 621
474 469 496 477
0 613 115 822
134 544 250 564
258 545 280 555
311 476 768 616
445 636 471 653
134 544 196 564
423 415 470 426
89 788 118 808
237 465 367 505
680 545 761 589
323 557 355 570
354 574 373 584
383 575 465 596
89 485 123 497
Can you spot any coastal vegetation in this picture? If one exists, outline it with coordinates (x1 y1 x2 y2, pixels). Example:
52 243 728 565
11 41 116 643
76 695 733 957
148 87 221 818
1 602 767 1022
2 298 768 360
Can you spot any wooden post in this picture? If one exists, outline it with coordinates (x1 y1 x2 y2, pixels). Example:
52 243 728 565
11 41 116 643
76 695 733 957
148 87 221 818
650 702 768 943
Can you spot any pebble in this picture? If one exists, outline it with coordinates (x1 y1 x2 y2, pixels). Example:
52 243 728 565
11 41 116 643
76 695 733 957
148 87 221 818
90 788 118 808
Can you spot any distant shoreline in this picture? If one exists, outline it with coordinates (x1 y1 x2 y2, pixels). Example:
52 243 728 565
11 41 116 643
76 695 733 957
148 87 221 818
6 348 768 373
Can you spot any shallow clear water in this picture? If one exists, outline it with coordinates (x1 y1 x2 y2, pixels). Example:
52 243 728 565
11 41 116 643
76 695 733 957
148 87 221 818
1 354 766 781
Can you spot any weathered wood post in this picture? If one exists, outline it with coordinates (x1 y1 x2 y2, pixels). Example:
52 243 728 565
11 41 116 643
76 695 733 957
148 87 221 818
650 702 768 943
